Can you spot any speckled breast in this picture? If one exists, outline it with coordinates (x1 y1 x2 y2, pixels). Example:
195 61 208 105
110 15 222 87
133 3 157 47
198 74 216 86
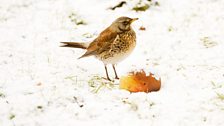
98 29 136 64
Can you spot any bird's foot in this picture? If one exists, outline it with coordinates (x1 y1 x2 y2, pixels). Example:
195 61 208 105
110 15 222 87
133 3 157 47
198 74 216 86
103 77 112 81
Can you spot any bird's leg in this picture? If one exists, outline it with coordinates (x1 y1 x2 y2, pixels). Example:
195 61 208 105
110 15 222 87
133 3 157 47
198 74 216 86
104 65 111 81
112 64 119 79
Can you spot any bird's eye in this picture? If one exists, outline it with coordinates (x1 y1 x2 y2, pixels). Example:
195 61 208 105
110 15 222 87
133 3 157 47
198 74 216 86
122 21 129 25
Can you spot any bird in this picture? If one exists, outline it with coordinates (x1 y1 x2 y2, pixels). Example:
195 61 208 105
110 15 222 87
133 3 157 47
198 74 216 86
61 16 138 81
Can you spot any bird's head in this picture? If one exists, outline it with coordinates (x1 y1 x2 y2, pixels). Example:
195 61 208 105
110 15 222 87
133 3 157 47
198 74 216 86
111 16 138 33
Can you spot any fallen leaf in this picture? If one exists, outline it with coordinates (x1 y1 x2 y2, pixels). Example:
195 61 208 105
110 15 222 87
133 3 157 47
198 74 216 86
139 26 146 31
120 70 161 93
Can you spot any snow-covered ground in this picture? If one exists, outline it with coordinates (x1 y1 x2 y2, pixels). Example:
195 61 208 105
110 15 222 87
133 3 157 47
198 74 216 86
0 0 224 125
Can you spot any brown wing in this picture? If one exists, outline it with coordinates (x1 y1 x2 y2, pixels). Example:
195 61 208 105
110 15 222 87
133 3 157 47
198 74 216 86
79 27 117 58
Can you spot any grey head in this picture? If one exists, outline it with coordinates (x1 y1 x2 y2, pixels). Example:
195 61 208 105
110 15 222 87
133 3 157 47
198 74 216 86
110 16 138 33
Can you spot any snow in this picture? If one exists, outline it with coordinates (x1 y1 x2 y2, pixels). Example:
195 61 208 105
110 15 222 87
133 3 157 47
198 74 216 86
0 0 224 126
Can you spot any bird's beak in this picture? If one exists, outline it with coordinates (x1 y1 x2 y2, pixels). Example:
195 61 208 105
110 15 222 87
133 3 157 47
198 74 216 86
130 18 139 23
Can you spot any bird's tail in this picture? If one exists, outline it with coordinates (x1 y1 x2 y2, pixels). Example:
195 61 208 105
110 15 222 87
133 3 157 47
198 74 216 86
60 42 88 49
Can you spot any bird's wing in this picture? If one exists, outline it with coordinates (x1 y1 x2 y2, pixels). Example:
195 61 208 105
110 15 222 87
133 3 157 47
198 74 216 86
79 27 117 58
